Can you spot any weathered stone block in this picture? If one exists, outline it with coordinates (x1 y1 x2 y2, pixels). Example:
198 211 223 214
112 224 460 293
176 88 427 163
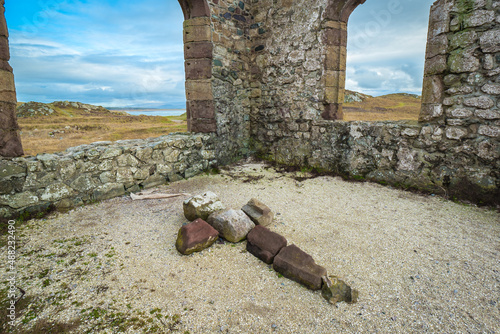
321 103 343 120
183 25 211 43
448 47 480 73
0 191 39 209
478 125 500 138
40 183 74 202
273 244 327 290
183 191 225 221
184 41 213 60
422 75 444 104
449 30 477 50
323 27 347 47
0 160 25 177
481 83 500 95
187 100 215 119
475 109 500 120
324 46 346 70
185 80 213 101
246 225 286 264
141 174 166 189
0 129 24 157
424 55 447 75
464 96 495 109
321 276 358 305
176 218 219 255
242 198 274 226
71 174 97 192
419 104 443 122
448 107 473 118
464 10 495 28
93 183 125 201
446 127 468 140
426 34 448 58
101 147 122 159
207 209 255 243
188 118 217 133
185 59 212 80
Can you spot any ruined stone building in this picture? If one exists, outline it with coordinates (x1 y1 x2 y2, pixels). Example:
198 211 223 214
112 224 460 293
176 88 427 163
0 0 499 219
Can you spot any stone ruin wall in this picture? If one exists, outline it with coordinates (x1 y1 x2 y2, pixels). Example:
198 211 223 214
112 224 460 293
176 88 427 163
250 0 499 205
0 0 499 220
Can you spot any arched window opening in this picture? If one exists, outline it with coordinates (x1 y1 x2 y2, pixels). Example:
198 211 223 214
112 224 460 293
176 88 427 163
5 0 186 156
343 0 434 122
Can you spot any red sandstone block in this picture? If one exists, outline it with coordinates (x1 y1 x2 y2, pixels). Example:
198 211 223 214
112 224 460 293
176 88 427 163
175 218 219 255
184 42 213 59
185 59 212 80
187 100 215 119
246 225 287 264
273 244 327 290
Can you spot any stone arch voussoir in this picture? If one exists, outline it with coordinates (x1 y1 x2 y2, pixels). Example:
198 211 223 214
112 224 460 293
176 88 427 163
322 0 366 120
178 0 216 133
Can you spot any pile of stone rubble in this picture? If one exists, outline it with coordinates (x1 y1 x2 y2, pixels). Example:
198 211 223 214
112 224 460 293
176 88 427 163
176 191 358 305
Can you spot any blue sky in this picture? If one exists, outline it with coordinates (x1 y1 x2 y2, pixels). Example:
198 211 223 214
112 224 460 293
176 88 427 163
5 0 434 108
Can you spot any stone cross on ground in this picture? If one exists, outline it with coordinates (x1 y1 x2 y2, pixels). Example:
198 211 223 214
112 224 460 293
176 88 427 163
178 191 358 304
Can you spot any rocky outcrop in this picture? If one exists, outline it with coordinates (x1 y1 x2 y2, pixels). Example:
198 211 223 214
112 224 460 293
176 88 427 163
16 101 112 118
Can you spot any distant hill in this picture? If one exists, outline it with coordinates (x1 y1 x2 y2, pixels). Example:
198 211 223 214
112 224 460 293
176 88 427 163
343 92 421 122
16 101 123 118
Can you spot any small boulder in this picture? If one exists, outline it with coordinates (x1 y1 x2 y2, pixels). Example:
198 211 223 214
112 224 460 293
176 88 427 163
242 198 274 226
175 218 219 255
273 244 327 290
246 225 287 264
183 191 225 221
207 209 255 243
321 276 358 304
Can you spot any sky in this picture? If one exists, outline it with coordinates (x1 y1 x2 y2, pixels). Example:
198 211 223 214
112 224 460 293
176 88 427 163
5 0 435 108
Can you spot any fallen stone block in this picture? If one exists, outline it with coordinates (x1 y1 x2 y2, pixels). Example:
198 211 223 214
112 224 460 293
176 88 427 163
175 218 219 255
273 244 327 290
321 276 358 304
242 198 274 226
183 191 225 221
246 225 287 264
207 209 255 243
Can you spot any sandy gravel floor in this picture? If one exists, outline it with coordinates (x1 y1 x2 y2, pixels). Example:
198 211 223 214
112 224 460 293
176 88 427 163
1 161 499 333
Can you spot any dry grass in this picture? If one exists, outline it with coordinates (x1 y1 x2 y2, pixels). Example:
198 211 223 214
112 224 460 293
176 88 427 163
17 93 421 156
343 93 421 122
18 113 187 156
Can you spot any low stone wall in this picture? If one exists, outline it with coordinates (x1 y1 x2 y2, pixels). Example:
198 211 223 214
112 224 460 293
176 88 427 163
255 120 499 206
0 133 218 220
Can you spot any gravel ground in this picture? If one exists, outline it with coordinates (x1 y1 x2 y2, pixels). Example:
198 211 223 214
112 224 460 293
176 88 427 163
1 161 499 333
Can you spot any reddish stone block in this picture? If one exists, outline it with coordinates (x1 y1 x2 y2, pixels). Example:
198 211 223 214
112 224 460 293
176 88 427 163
185 59 212 80
184 41 213 59
175 218 219 255
0 129 23 157
273 244 327 290
246 225 287 264
188 118 217 133
323 28 347 47
321 103 343 120
187 100 215 119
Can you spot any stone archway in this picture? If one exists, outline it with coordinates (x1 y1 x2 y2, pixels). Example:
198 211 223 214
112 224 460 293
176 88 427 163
322 0 366 120
178 0 216 133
